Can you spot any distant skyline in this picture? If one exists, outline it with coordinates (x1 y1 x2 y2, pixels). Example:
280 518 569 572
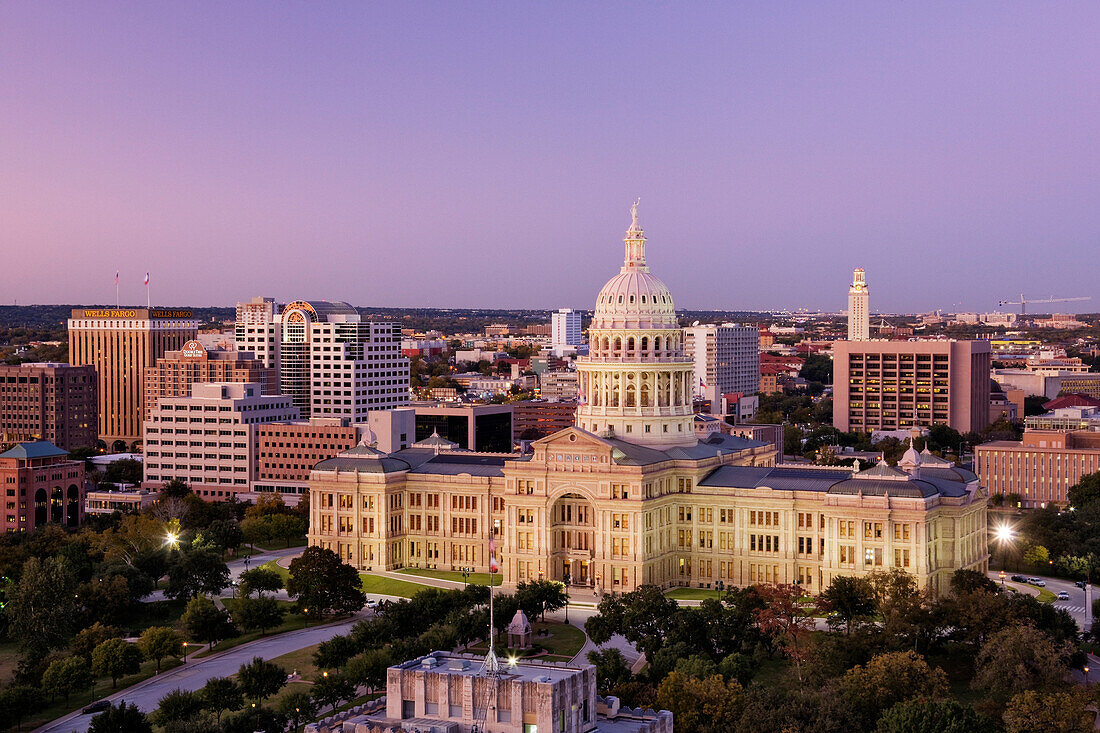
2 3 1098 314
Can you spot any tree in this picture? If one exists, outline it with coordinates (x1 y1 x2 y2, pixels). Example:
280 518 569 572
233 595 285 636
655 671 742 733
202 519 242 554
200 676 243 723
7 555 79 662
876 699 996 733
268 514 307 547
1022 544 1051 568
91 638 143 687
587 648 632 695
237 656 287 704
238 567 283 597
515 579 568 621
181 596 238 649
139 626 182 672
311 671 356 714
868 569 936 652
972 625 1071 701
838 651 948 731
584 584 679 658
87 701 153 733
165 548 230 601
71 622 122 662
1002 688 1093 733
287 546 366 618
345 648 393 693
949 568 998 596
1068 471 1100 507
753 583 817 683
161 478 192 498
0 684 46 730
41 655 92 704
821 575 875 634
151 688 205 728
276 691 316 732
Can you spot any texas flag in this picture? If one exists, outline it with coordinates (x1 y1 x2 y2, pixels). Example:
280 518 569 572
489 535 500 574
114 271 119 285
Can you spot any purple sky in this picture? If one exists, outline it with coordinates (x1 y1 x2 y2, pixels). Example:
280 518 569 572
2 3 1098 314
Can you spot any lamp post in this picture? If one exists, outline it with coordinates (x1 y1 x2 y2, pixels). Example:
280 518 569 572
994 524 1014 572
1085 665 1091 684
462 567 470 588
181 641 188 663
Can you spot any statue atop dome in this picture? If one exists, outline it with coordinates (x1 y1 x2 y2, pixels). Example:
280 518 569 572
630 197 640 228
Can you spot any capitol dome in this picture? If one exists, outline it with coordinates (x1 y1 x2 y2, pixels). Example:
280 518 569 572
591 204 678 331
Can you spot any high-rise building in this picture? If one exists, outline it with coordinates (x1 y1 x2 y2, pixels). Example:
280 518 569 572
0 363 97 451
683 323 760 408
144 340 279 420
848 268 870 341
234 298 410 420
833 339 992 434
0 441 86 531
68 308 199 447
551 308 582 348
143 382 298 500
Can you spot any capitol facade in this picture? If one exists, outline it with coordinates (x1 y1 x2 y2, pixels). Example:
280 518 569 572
307 205 988 595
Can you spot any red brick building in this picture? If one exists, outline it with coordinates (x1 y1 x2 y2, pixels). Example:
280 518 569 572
144 341 278 420
0 363 97 451
0 441 85 532
511 401 576 440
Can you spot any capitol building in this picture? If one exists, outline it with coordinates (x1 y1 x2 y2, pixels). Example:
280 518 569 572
308 205 988 595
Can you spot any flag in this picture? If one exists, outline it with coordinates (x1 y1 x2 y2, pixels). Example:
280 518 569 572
489 535 499 574
577 385 586 405
114 271 119 285
144 272 150 286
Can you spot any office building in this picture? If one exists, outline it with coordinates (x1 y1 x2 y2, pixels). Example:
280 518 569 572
551 308 583 349
0 363 97 451
68 307 199 446
234 297 409 420
991 369 1100 399
308 204 987 595
683 323 760 407
977 429 1100 508
1025 406 1100 432
143 341 278 420
833 340 992 434
321 651 672 733
540 370 579 402
512 400 577 440
143 383 297 500
85 488 159 515
412 402 513 453
0 441 85 531
847 268 870 341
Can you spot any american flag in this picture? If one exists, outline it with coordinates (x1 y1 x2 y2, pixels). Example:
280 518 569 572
144 272 150 286
489 535 499 574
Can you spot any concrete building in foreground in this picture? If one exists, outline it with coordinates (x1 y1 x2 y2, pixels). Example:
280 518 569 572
0 362 97 451
318 651 671 733
143 383 297 500
308 205 987 595
833 339 992 434
68 307 198 446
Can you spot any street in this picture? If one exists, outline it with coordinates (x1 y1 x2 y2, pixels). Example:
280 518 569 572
988 570 1093 629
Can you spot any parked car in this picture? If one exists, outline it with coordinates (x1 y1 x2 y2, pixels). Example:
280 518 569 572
1057 591 1071 600
1076 580 1089 589
1027 577 1046 587
82 700 111 714
364 599 379 610
1010 575 1027 583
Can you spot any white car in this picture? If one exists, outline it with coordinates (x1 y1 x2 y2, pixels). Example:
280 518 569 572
364 599 379 610
1027 577 1046 587
1057 590 1070 600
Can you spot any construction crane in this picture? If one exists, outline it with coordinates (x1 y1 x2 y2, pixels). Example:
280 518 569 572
997 294 1091 315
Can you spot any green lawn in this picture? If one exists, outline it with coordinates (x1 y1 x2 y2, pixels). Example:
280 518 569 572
467 621 586 663
398 568 502 587
665 587 723 600
1034 587 1057 604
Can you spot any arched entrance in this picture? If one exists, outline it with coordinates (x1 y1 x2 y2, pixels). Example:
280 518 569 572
66 485 80 527
34 489 47 526
50 488 63 523
550 493 595 586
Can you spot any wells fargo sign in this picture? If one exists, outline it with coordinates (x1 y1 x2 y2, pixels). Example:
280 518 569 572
150 309 193 318
82 309 137 318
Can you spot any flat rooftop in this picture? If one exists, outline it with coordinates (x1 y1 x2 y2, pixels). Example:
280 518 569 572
398 652 581 684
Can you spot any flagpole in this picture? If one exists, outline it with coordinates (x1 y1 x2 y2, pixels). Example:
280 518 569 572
115 271 119 309
145 273 150 308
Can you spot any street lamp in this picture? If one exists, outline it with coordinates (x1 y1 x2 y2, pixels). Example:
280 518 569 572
1085 665 1091 683
462 567 470 588
164 531 180 550
994 524 1015 572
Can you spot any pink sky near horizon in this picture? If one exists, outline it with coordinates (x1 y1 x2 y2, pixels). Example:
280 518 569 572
1 3 1098 314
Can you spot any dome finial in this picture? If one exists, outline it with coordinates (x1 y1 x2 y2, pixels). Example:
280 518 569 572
630 197 640 229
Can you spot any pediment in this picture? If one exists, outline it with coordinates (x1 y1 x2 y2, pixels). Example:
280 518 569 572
532 426 614 451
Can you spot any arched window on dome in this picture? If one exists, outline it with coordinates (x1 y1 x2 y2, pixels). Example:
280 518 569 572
654 336 663 355
625 381 636 408
618 295 623 304
610 374 620 407
641 374 651 407
627 337 635 356
601 337 609 355
613 337 622 356
629 295 635 304
640 336 649 355
641 295 646 303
